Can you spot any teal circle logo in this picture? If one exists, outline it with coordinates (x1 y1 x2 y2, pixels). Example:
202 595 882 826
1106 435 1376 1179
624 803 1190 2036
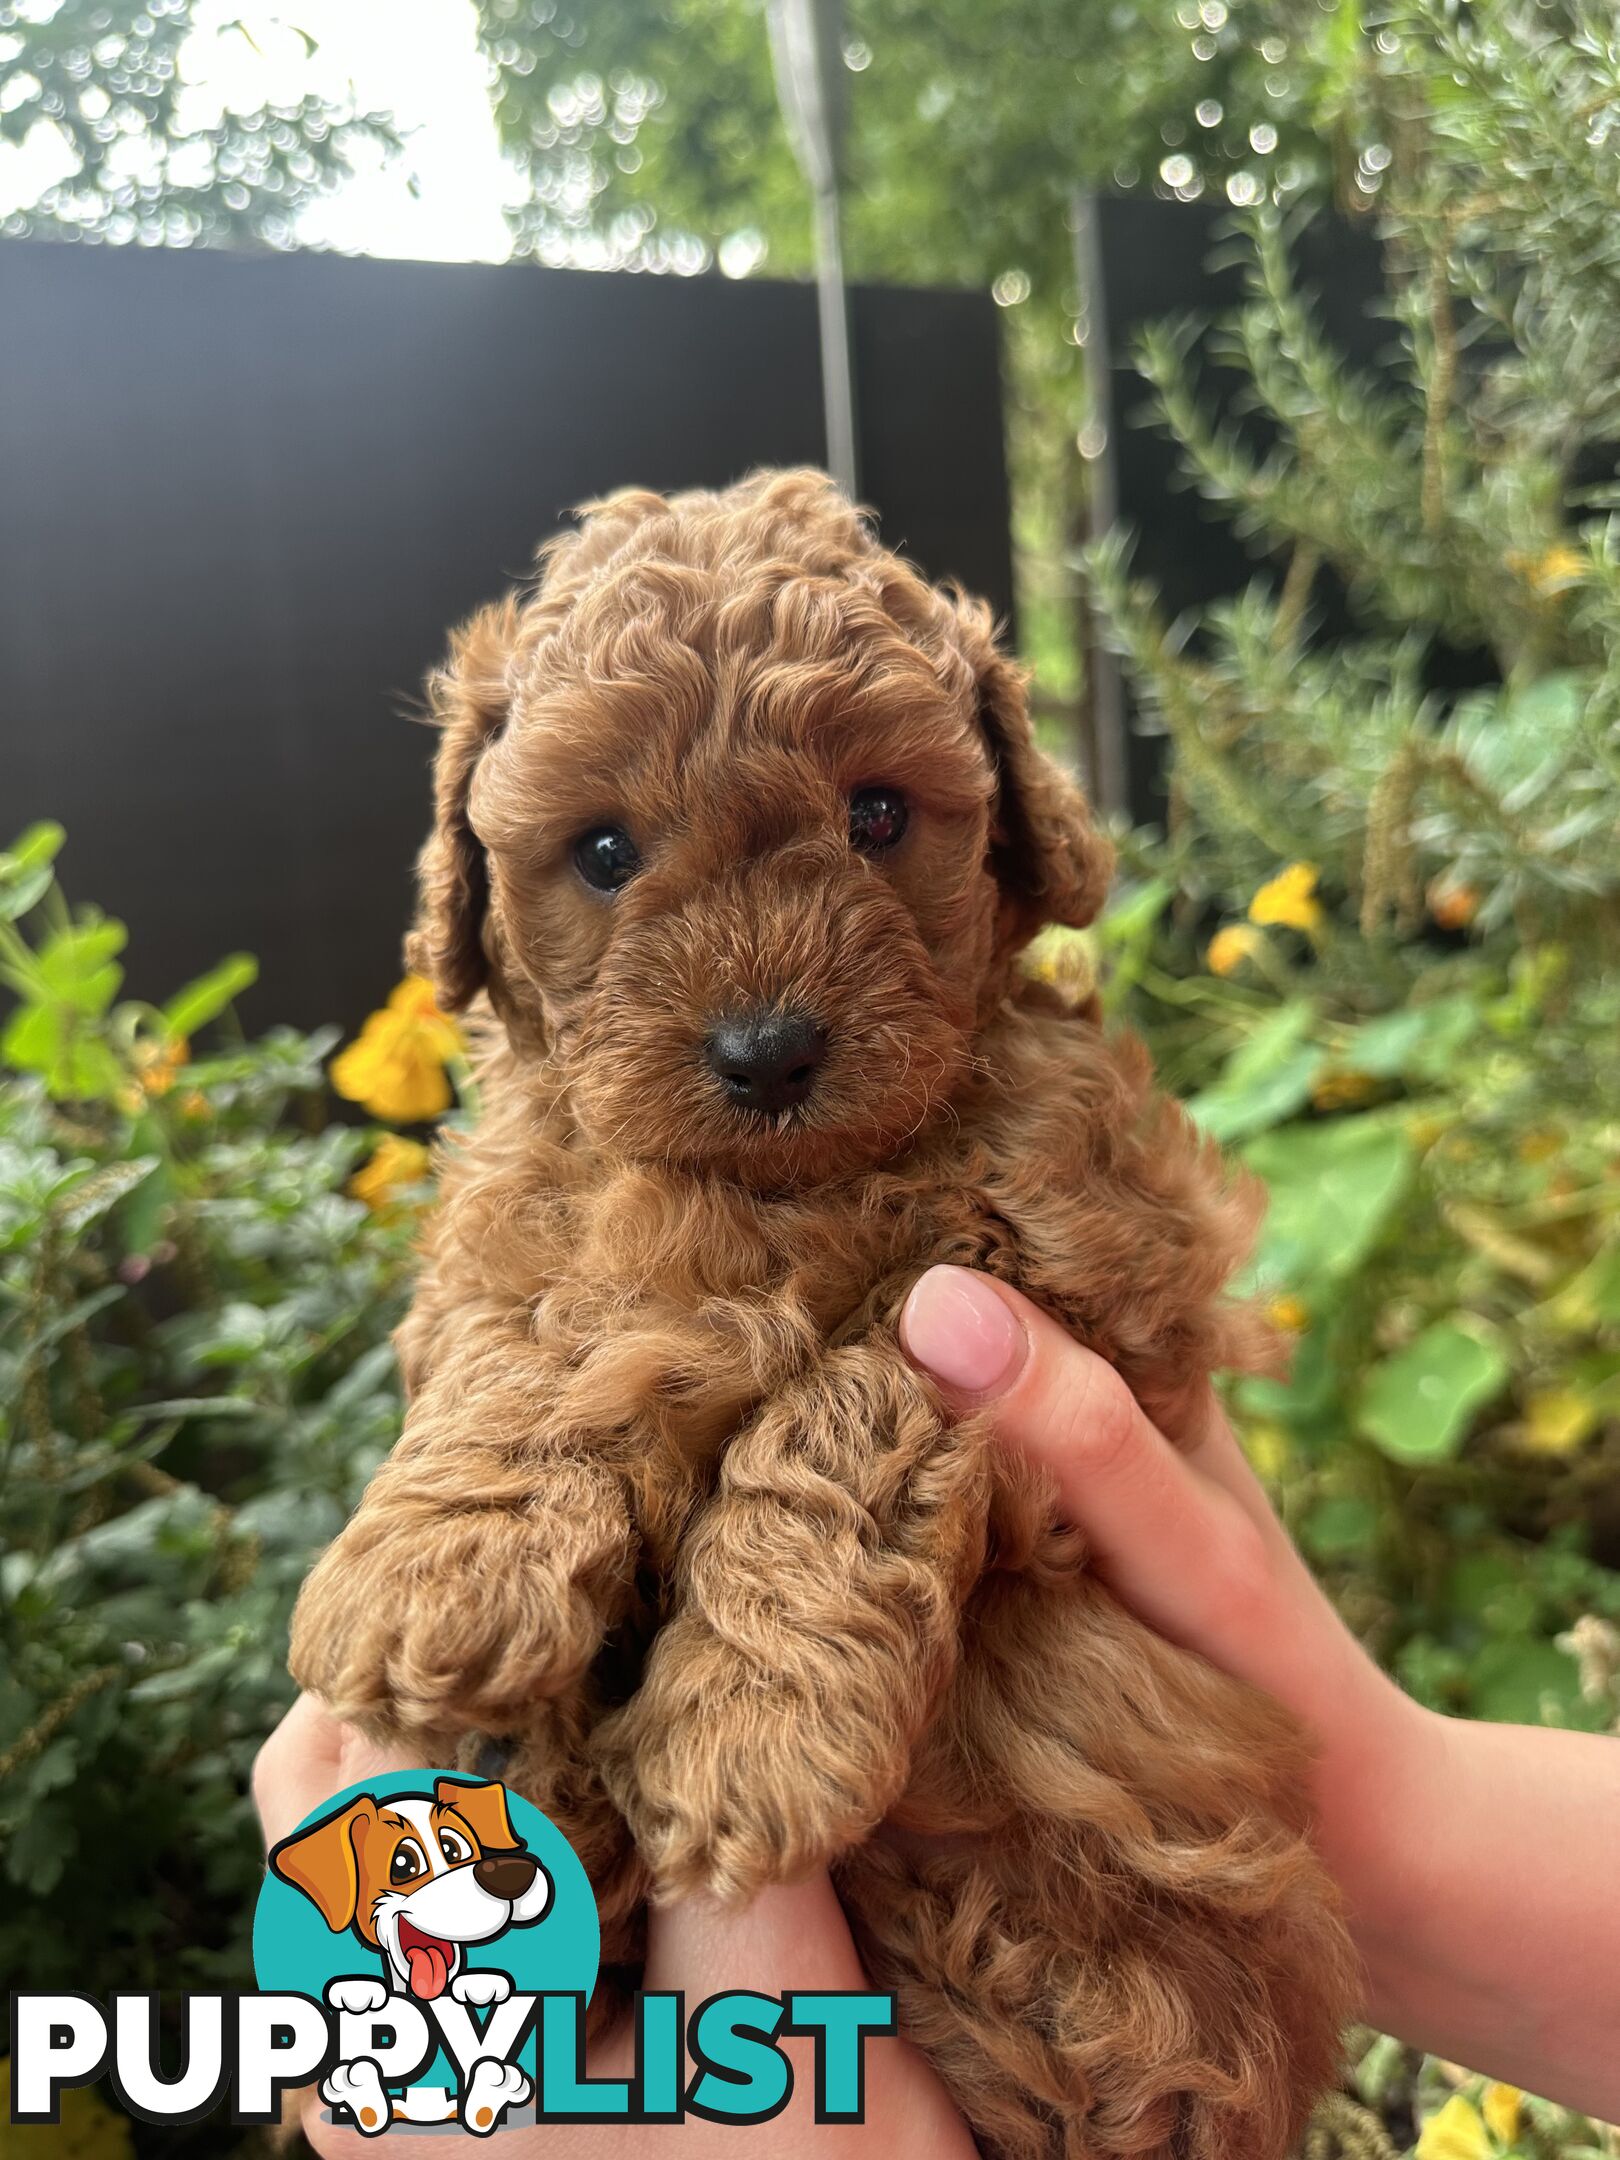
254 1769 598 2131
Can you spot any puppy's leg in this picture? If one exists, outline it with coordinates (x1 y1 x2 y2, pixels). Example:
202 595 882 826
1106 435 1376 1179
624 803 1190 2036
838 1569 1360 2160
290 1315 638 1746
597 1344 988 1903
504 1696 650 2039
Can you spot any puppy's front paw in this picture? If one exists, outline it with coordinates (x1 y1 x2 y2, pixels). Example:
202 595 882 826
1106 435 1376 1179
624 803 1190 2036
450 1969 512 2008
291 1514 617 1739
321 2060 391 2136
461 2059 531 2135
597 1621 899 1904
325 1976 389 2016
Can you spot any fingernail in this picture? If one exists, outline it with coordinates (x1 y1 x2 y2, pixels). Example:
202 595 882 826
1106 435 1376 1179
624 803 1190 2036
900 1266 1028 1397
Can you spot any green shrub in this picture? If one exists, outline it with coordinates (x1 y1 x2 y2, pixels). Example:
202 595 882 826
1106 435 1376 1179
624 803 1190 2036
1082 0 1620 1746
0 824 417 2023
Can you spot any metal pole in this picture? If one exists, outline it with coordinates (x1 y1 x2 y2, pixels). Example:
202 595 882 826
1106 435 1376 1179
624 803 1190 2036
767 0 859 497
1069 186 1130 819
812 183 859 496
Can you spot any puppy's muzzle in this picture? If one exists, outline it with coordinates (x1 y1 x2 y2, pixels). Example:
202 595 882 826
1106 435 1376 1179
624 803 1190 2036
473 1850 540 1900
704 1007 827 1115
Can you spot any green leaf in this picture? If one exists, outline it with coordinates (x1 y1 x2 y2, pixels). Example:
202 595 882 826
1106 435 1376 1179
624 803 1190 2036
1187 999 1325 1142
1222 999 1318 1085
1242 1115 1413 1290
1 822 66 875
33 917 126 1016
1444 1551 1538 1638
1357 1320 1511 1464
54 1157 158 1234
1302 1494 1379 1559
1098 876 1174 951
0 1004 126 1101
133 1397 262 1422
0 821 66 920
1235 1317 1342 1439
1467 1638 1595 1728
162 953 259 1038
1189 1049 1324 1142
1339 997 1478 1080
2 1806 72 1895
0 863 54 923
1448 672 1586 807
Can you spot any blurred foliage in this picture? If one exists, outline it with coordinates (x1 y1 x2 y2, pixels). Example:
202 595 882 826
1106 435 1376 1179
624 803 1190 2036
0 826 415 2096
4 5 1620 2150
1082 0 1620 1745
0 0 395 247
465 0 1362 722
473 0 1291 282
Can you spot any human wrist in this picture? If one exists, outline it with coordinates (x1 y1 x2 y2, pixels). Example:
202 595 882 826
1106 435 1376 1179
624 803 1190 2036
1307 1681 1450 2017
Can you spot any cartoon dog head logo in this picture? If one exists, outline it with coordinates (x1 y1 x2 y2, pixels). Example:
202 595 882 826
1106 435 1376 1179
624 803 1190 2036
269 1775 553 2001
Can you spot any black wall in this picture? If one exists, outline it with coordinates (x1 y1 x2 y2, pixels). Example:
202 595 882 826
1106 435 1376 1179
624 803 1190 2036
1082 196 1394 821
0 242 1012 1032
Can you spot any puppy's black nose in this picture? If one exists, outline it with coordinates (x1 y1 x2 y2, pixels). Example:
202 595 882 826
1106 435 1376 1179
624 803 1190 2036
473 1850 537 1900
704 1009 827 1114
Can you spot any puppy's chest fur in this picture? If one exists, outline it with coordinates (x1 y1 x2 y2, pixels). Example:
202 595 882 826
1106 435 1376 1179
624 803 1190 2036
410 998 1260 1579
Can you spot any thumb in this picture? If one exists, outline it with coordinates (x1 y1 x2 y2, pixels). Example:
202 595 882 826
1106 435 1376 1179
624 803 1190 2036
896 1265 1275 1673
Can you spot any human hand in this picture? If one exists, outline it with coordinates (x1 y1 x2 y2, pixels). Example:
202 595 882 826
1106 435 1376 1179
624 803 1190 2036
252 1694 978 2159
898 1265 1620 2120
895 1262 1422 1878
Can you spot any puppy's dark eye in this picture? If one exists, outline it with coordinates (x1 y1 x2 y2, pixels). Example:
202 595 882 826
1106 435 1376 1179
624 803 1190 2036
390 1839 427 1884
849 786 908 855
438 1829 472 1865
573 825 641 893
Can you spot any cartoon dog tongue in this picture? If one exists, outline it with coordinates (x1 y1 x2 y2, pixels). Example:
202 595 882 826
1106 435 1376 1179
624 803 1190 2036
404 1934 451 1999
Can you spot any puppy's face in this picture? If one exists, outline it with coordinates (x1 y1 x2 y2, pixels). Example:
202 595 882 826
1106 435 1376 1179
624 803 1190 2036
414 473 1110 1189
268 1777 552 2001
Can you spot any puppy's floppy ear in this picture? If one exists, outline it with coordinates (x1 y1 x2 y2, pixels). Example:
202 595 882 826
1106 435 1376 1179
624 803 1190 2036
952 592 1114 944
406 596 520 1013
268 1795 378 1932
435 1775 521 1852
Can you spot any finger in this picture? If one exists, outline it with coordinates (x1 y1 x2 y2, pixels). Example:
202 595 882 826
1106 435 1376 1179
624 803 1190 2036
641 1881 976 2159
642 1877 870 1999
899 1266 1276 1668
251 1692 420 1851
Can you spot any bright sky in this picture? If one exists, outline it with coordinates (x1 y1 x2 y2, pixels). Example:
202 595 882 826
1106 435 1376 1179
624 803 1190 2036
0 0 517 261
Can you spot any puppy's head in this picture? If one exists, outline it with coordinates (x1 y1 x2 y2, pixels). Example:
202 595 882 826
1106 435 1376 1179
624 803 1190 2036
269 1777 551 1997
411 469 1111 1188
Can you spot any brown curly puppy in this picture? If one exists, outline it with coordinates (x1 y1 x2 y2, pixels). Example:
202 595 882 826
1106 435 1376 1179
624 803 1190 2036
291 469 1359 2159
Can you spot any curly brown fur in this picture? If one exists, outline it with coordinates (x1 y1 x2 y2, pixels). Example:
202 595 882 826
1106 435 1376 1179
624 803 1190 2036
290 468 1360 2157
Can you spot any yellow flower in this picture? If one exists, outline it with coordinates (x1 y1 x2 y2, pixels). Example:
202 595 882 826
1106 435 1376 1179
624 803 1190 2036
117 1034 190 1113
134 1034 188 1096
1206 924 1262 976
1242 1421 1292 1482
349 1134 433 1213
1248 862 1323 936
1267 1293 1309 1334
1406 1110 1454 1149
1416 2094 1491 2160
1311 1067 1377 1112
1515 1128 1562 1164
1509 543 1585 596
1481 2083 1522 2145
1521 1387 1597 1457
331 976 460 1124
1021 924 1096 1007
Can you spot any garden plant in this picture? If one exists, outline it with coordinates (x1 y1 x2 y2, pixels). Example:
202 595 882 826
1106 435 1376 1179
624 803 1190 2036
3 4 1620 2157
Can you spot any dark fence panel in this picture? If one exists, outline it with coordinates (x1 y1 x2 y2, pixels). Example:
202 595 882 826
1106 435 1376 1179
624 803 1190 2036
1082 196 1421 823
0 242 1011 1032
